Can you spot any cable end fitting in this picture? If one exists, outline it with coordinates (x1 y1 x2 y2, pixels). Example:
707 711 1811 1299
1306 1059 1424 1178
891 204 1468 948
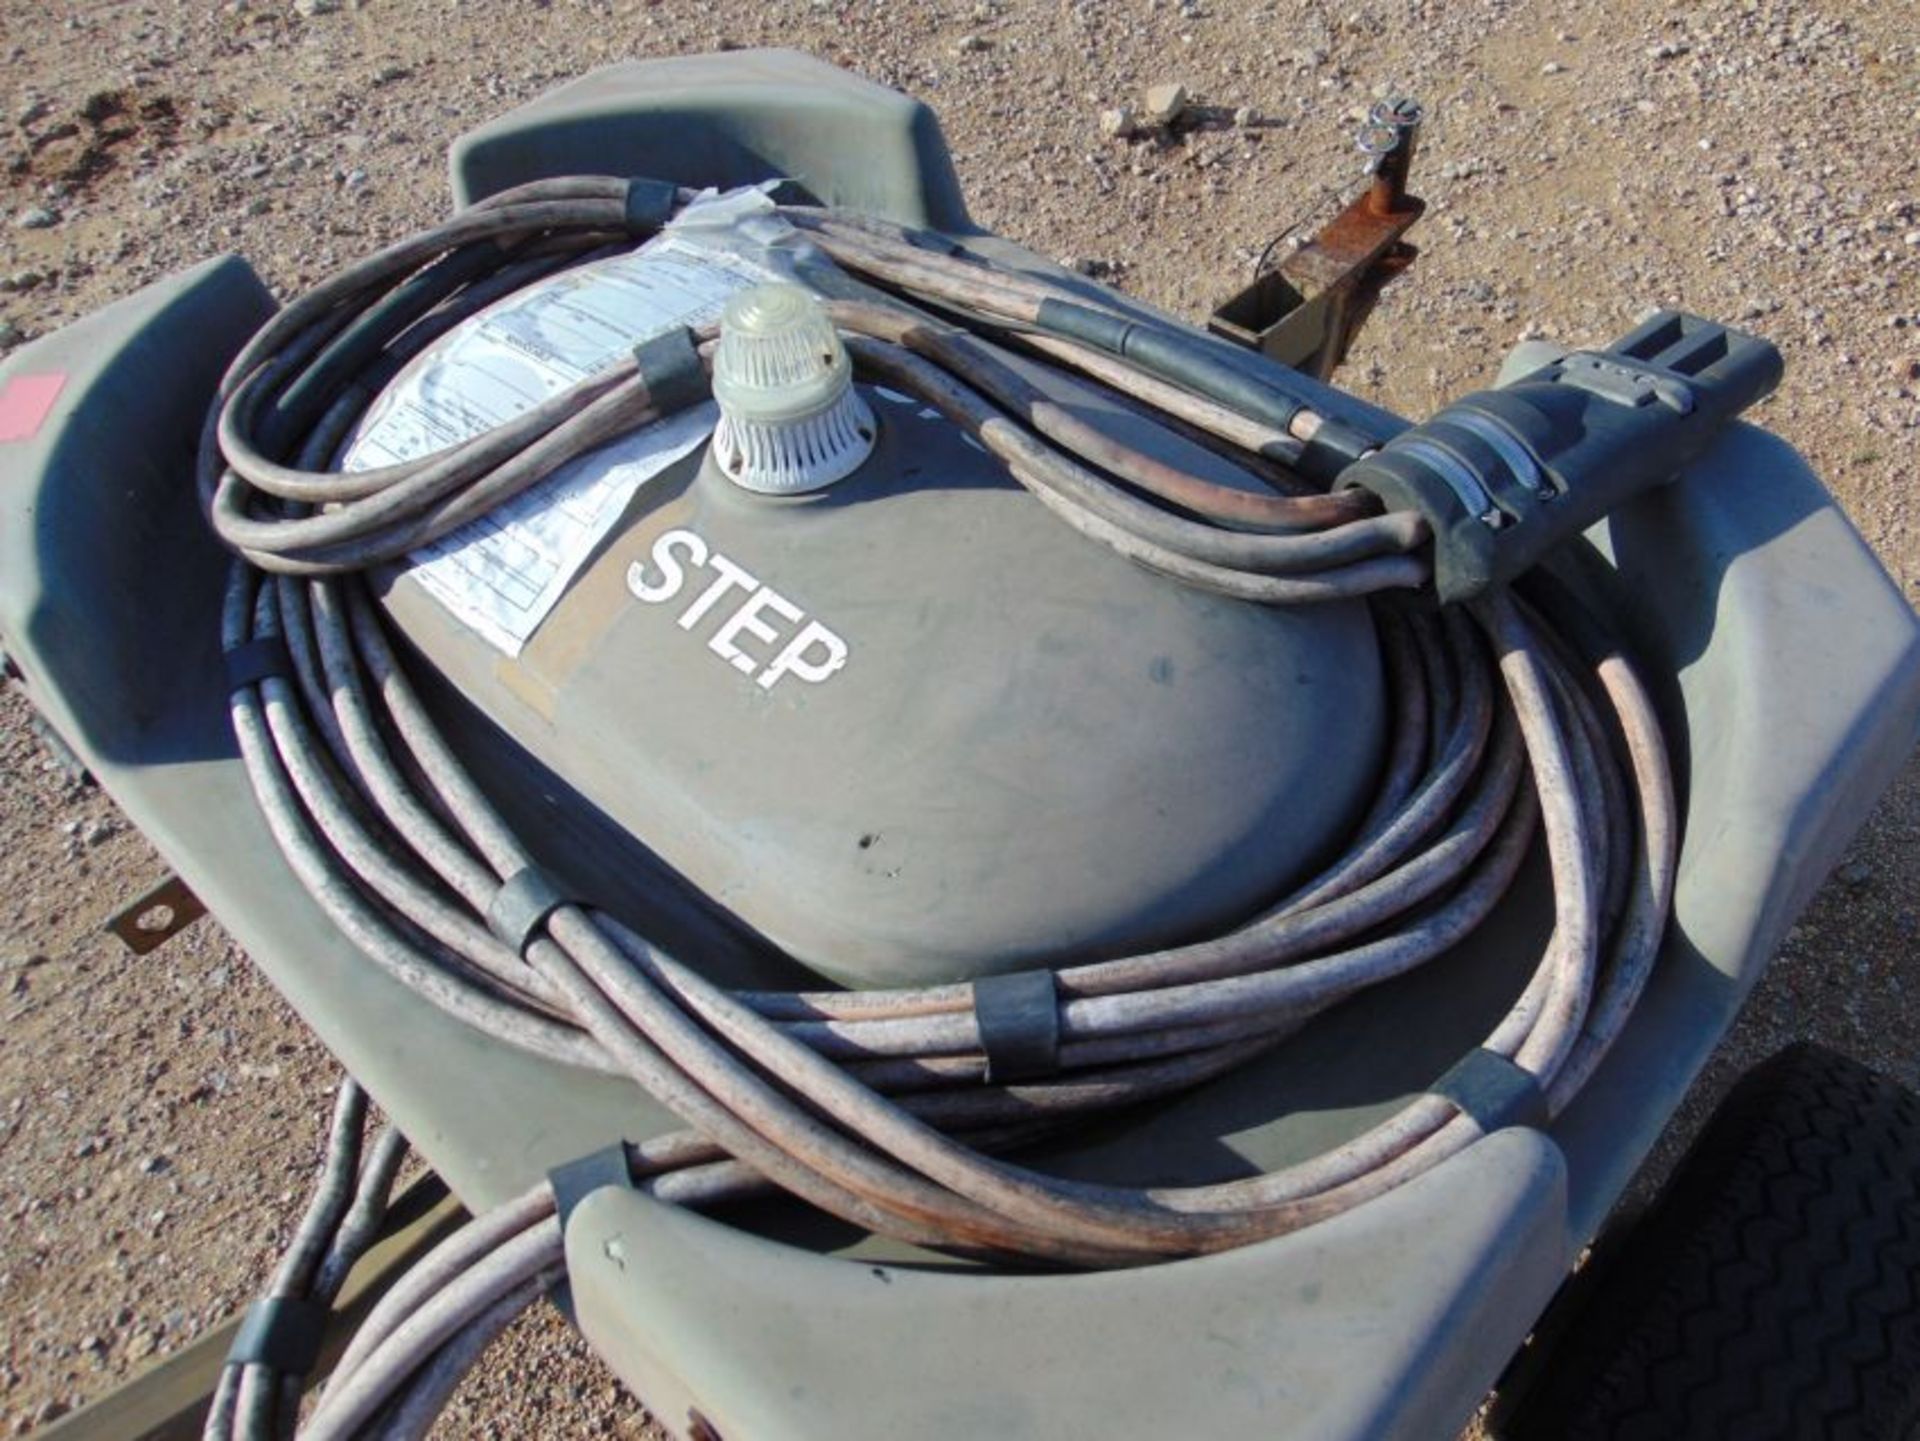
1337 309 1782 602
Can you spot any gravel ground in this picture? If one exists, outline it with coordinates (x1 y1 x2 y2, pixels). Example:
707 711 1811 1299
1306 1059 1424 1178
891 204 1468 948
1 0 1916 1436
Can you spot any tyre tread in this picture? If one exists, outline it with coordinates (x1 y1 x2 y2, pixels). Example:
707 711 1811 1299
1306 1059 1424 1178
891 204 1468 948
1501 1043 1920 1441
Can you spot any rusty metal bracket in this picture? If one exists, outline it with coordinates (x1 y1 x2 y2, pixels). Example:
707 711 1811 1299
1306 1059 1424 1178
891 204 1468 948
104 873 208 956
1209 98 1427 379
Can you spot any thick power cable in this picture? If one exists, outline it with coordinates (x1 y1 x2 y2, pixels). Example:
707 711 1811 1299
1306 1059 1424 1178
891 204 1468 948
195 176 1678 1434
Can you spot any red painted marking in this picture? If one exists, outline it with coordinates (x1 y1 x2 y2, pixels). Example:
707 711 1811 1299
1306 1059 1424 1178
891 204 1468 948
0 373 68 443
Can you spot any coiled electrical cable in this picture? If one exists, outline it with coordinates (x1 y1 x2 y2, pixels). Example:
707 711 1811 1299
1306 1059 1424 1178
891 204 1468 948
202 1080 409 1441
196 176 1678 1436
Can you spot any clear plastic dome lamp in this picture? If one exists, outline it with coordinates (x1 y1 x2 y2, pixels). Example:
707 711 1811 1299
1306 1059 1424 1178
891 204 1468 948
710 283 877 495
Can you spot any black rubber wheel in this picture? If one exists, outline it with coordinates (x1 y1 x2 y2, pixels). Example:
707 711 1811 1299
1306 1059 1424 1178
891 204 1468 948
1497 1042 1920 1441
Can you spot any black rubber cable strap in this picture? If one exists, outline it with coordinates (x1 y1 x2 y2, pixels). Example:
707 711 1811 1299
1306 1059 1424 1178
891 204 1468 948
631 327 711 417
223 638 293 693
225 1295 329 1375
623 177 679 233
486 867 571 956
546 1142 636 1323
549 1142 636 1232
1430 1048 1549 1133
972 970 1061 1083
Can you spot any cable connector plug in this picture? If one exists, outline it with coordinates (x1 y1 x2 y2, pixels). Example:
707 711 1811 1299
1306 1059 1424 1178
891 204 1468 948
1337 310 1783 603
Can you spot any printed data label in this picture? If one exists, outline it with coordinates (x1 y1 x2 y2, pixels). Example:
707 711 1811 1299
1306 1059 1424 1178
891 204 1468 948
341 232 768 655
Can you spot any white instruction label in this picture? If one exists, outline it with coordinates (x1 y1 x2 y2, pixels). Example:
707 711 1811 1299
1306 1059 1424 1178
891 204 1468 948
340 233 770 655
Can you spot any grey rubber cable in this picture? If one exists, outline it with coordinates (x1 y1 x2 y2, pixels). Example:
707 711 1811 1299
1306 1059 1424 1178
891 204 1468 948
199 175 1678 1434
203 1080 411 1441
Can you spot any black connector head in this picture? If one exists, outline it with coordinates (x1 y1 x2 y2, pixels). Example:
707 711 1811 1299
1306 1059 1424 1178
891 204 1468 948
1336 310 1784 603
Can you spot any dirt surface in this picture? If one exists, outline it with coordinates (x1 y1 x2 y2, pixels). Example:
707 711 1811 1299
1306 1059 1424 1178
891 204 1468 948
1 0 1916 1436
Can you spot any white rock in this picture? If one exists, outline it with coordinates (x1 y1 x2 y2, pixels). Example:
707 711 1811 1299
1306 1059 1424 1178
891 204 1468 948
1143 82 1188 125
1099 106 1136 139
